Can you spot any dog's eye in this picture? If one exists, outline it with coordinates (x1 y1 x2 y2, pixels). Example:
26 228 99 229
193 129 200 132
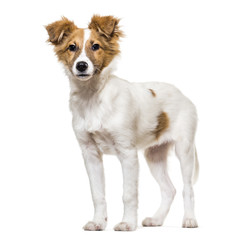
91 44 100 51
68 44 77 52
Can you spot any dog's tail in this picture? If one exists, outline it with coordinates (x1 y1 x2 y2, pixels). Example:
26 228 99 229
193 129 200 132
193 146 199 184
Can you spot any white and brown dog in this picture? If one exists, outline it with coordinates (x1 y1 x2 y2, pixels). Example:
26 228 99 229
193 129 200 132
46 15 199 231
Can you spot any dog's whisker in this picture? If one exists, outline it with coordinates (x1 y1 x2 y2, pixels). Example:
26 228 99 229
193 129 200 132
94 65 101 72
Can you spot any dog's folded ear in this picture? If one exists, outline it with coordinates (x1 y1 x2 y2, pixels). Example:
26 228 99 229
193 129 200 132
88 15 123 40
45 17 77 45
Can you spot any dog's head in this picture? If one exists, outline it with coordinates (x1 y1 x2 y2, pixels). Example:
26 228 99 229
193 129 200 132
46 15 123 81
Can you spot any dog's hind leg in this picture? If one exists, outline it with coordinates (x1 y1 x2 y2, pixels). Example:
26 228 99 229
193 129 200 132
175 140 198 228
142 142 176 227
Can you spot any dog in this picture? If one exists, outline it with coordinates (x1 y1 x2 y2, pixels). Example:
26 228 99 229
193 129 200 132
46 15 199 231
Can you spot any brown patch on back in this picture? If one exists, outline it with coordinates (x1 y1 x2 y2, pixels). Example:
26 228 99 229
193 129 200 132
154 112 169 140
149 89 156 97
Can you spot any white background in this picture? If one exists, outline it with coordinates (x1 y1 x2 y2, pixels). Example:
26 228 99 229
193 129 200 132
0 0 232 239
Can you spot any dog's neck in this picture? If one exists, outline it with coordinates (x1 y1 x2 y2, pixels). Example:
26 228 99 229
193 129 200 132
68 70 111 103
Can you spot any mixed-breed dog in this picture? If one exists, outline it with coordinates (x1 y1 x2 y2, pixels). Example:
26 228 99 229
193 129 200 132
46 15 199 231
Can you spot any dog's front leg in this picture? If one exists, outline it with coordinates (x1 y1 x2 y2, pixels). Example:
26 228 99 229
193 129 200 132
77 133 107 231
114 147 139 231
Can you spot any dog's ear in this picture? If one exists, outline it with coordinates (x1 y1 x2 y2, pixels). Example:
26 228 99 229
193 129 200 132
45 17 77 45
88 15 123 40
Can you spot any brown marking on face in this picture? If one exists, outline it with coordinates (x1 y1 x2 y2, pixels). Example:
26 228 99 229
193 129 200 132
46 18 85 70
154 112 169 140
149 89 156 97
84 30 105 74
87 15 124 72
55 29 85 70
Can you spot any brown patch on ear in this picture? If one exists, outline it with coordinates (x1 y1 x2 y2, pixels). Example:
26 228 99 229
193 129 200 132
154 112 169 139
149 89 156 97
88 15 123 40
45 17 78 45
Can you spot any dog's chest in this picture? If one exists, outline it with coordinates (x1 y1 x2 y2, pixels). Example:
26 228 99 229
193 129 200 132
71 94 109 132
71 95 117 154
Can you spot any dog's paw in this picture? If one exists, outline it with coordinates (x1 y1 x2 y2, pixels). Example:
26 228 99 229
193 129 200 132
142 217 163 227
114 222 137 231
182 218 198 228
83 221 106 231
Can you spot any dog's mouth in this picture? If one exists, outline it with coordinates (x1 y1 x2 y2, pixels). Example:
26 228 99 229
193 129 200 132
75 73 92 81
78 74 90 77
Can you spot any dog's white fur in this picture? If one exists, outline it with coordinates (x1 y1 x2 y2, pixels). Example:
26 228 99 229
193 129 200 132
65 28 199 230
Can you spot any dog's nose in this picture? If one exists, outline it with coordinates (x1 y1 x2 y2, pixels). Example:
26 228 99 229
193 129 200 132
76 61 88 72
